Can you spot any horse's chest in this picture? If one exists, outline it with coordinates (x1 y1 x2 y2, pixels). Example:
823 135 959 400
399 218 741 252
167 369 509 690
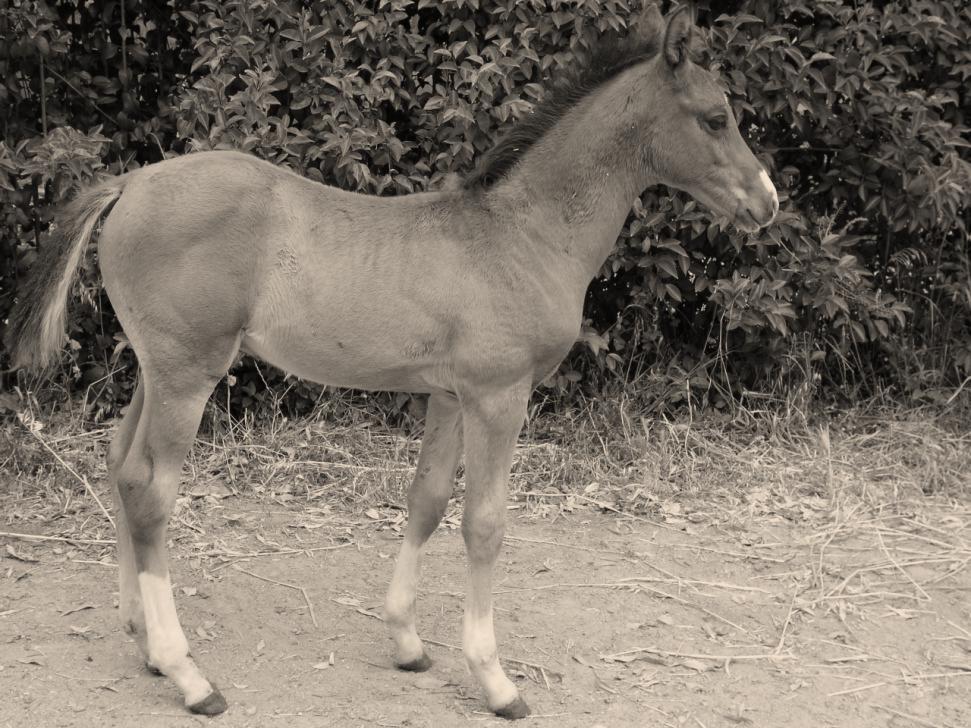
495 292 582 375
530 317 581 375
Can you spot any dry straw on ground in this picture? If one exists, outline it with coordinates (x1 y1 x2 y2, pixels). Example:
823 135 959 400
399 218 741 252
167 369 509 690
2 391 969 541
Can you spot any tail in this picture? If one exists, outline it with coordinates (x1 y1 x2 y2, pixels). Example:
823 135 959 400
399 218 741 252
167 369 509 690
6 175 127 371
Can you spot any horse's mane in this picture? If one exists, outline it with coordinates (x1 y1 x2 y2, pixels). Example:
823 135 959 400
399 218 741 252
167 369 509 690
462 30 660 190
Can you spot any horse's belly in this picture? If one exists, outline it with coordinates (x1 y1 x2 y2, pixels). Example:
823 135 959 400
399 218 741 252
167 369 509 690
240 316 448 394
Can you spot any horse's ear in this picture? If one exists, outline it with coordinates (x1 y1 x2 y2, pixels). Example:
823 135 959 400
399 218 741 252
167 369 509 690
663 5 694 68
631 2 665 47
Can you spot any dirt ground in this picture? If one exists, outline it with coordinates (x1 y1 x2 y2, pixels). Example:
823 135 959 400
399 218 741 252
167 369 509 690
2 491 970 728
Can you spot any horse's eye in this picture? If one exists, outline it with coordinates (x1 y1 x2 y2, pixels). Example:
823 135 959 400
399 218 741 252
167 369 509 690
705 114 728 132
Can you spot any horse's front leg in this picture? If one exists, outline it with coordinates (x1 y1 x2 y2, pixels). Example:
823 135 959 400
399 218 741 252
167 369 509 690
385 392 462 670
460 383 531 719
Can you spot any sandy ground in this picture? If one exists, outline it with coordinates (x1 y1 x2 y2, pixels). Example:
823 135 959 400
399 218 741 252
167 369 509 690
2 492 970 728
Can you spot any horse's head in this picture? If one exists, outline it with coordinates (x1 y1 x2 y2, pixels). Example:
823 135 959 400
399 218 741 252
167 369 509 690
623 5 779 232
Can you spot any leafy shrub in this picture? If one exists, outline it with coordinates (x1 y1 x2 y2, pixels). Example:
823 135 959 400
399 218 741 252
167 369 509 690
2 0 969 416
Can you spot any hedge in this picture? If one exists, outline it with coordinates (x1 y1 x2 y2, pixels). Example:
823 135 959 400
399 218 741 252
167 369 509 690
1 0 969 416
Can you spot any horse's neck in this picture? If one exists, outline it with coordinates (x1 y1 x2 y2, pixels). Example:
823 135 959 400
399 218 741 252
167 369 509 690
493 99 652 287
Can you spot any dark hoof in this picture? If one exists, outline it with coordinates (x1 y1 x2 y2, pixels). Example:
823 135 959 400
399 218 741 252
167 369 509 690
396 652 433 672
145 662 163 676
494 696 530 720
187 686 228 716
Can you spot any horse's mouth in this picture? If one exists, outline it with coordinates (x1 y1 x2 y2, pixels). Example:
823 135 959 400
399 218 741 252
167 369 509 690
732 207 763 233
694 194 764 234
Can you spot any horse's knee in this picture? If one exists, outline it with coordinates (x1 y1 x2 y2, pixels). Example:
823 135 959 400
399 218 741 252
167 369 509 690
462 507 505 562
116 454 150 501
115 454 173 539
407 489 450 539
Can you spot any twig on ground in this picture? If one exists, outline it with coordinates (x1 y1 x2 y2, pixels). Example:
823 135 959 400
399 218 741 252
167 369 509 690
421 637 563 680
603 646 788 664
878 527 969 552
506 533 626 556
22 427 115 528
647 541 792 564
576 494 680 531
618 576 772 594
51 670 123 683
798 585 941 612
869 704 955 728
901 517 970 548
946 620 971 639
0 531 114 546
495 581 649 595
517 492 679 531
876 529 931 601
922 557 971 586
134 712 199 719
633 583 750 635
828 671 971 697
46 429 110 444
775 589 797 654
820 556 955 603
196 542 353 560
495 577 767 603
233 565 318 628
289 459 413 473
176 516 204 535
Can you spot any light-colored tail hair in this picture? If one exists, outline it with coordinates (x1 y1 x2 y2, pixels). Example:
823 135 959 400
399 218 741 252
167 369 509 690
6 176 127 371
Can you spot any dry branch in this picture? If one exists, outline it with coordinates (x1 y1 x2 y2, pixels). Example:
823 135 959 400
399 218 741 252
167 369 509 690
603 646 788 664
869 704 955 728
234 565 318 628
828 671 971 697
506 533 626 556
651 541 792 564
421 637 564 680
0 531 114 546
23 426 115 528
196 542 353 559
633 583 750 635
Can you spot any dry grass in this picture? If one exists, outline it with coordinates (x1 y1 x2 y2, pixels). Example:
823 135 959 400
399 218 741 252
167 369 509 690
1 391 968 545
512 393 970 518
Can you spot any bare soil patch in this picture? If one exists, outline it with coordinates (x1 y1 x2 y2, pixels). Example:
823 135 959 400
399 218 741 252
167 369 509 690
3 493 970 728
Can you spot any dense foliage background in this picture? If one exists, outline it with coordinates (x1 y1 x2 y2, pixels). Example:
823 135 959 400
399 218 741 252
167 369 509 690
1 0 969 418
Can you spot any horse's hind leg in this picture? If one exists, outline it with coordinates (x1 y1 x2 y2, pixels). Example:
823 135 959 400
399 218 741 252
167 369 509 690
106 378 151 664
115 366 226 714
385 392 462 670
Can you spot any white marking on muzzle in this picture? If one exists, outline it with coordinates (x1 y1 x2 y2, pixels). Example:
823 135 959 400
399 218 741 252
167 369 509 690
758 169 778 208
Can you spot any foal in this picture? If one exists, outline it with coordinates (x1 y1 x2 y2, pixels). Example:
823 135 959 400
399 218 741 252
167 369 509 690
7 5 777 719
